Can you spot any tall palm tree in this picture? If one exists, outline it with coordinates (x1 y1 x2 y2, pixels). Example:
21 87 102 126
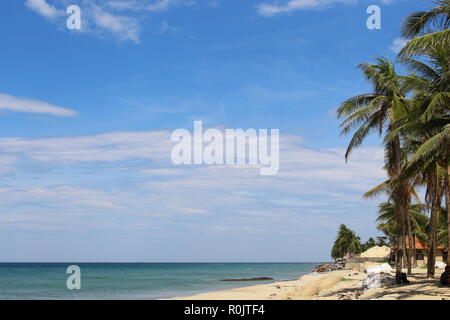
446 167 450 263
397 45 450 275
424 164 446 276
392 118 447 277
364 180 423 273
337 58 410 282
400 0 450 57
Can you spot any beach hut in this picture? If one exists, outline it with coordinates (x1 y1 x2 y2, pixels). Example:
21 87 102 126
391 237 446 267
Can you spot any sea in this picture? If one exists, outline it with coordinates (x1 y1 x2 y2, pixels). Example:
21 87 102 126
0 262 320 300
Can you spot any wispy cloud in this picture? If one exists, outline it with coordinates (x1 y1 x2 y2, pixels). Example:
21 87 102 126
389 37 408 53
257 0 392 17
0 130 169 162
25 0 62 19
89 3 141 43
155 20 178 34
145 0 178 12
0 128 385 224
0 127 386 260
106 0 141 10
0 93 76 117
107 0 178 12
25 0 192 43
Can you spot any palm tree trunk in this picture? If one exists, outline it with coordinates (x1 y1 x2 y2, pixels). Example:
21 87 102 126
398 185 410 280
396 229 405 282
406 214 413 274
446 165 450 265
394 193 406 283
402 233 408 268
395 195 407 283
391 134 408 283
394 240 398 268
427 205 439 278
427 167 442 278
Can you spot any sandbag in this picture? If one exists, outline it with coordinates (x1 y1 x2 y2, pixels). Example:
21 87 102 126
361 274 382 290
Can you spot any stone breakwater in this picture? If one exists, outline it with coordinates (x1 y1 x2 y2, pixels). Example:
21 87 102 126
312 260 345 273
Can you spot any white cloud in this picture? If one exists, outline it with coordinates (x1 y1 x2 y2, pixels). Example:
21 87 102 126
25 0 183 43
0 128 386 246
107 0 140 10
0 128 389 263
145 0 177 11
0 185 124 211
25 0 62 19
175 207 209 214
90 4 141 43
257 0 354 16
257 0 393 16
389 37 408 53
107 0 178 11
0 155 17 176
0 129 384 187
156 20 178 34
0 130 170 162
0 93 76 117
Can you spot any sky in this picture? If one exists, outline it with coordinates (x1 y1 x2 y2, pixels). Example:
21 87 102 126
0 0 429 262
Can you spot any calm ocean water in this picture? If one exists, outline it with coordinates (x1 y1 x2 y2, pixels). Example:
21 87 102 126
0 263 319 300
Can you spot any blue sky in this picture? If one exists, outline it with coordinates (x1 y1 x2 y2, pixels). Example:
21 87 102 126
0 0 428 262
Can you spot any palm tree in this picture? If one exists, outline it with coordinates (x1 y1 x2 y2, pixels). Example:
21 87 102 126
396 44 450 275
437 206 449 247
364 179 422 273
416 161 446 277
331 224 363 259
362 237 377 251
337 58 410 282
376 202 429 260
446 167 450 264
400 0 450 57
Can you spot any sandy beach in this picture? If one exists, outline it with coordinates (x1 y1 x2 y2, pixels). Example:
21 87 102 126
175 268 450 300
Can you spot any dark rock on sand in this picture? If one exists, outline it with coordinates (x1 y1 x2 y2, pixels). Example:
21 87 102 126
220 277 273 282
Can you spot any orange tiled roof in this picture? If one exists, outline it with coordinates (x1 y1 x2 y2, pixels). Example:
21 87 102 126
392 237 445 250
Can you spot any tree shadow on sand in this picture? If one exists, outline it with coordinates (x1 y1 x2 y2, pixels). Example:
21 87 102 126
319 273 450 300
364 274 450 300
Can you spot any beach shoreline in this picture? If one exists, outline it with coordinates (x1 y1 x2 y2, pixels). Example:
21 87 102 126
173 267 450 300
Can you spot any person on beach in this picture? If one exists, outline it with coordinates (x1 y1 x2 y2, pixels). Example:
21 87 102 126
440 266 450 285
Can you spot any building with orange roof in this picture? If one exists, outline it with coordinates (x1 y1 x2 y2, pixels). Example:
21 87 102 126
392 236 446 267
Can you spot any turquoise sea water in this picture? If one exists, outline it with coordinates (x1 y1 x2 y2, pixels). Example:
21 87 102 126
0 263 319 300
